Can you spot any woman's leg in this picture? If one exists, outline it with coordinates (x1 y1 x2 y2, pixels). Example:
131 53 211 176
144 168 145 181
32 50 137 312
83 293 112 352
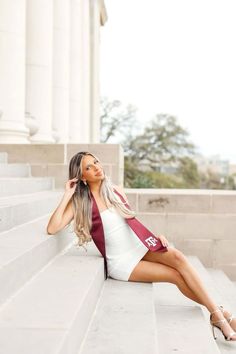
141 247 219 312
140 247 236 339
128 258 203 304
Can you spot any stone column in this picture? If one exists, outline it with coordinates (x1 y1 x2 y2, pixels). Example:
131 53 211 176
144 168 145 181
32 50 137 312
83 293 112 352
52 0 70 143
0 0 30 143
26 0 55 143
81 0 91 142
89 0 101 143
69 0 90 143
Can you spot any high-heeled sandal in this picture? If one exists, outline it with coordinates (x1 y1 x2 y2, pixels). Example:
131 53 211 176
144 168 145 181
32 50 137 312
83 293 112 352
210 308 236 341
218 305 235 327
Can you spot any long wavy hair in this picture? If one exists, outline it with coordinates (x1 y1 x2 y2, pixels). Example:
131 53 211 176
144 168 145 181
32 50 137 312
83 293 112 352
68 151 136 251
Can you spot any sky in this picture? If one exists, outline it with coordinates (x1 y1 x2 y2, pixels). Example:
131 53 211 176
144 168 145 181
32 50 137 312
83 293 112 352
100 0 236 163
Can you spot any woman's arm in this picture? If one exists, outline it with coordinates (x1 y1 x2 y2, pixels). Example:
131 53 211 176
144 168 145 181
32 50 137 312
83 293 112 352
46 177 78 235
46 192 74 235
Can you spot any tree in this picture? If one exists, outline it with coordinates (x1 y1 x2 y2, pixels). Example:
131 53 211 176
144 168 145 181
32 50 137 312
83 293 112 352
177 157 200 188
126 113 196 170
100 96 138 144
100 98 200 188
125 155 192 188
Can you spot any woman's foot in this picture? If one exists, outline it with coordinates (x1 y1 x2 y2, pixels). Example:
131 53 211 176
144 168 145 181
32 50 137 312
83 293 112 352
210 309 236 341
219 305 236 332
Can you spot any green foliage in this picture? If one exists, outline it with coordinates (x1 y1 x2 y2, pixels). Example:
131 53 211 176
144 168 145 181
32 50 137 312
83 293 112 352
125 114 196 169
100 97 234 189
228 175 236 190
177 157 200 188
124 157 189 188
122 113 200 188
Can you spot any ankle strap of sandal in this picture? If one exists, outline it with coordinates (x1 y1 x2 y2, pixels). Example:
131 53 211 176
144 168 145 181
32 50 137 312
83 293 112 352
211 308 222 315
212 318 227 325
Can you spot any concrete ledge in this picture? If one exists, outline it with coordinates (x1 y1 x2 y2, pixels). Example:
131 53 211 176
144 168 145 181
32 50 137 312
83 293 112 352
187 257 236 352
0 190 64 232
78 279 158 354
126 188 236 214
215 264 236 282
0 177 53 197
155 304 220 354
0 215 74 306
0 245 104 354
0 144 123 165
0 152 7 163
0 144 65 163
0 144 124 187
207 268 236 312
0 163 30 177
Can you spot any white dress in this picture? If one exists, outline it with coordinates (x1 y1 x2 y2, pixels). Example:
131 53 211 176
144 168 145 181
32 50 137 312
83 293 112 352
100 206 148 281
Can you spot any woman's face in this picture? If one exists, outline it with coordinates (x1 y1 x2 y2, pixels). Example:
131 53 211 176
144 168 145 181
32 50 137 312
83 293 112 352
81 154 104 184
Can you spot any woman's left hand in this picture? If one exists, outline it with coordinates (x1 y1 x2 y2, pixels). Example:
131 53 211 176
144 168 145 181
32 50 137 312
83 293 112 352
157 234 169 247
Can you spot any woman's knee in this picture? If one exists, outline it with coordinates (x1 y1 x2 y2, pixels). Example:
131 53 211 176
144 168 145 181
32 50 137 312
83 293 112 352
168 268 184 285
171 248 188 268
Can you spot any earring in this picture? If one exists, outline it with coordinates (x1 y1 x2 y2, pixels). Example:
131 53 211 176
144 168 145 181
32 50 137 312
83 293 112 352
83 180 87 186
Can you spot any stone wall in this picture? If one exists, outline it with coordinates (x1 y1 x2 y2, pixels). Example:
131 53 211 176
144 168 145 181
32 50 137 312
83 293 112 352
0 143 124 188
126 188 236 280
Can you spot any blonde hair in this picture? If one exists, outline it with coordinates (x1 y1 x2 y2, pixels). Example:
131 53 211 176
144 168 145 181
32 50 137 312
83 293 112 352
68 151 136 251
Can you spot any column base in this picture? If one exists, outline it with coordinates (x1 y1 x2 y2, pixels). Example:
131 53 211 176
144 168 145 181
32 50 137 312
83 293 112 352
0 120 30 143
30 133 55 143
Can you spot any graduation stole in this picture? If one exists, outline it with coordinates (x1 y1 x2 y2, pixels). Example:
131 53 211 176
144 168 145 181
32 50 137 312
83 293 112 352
90 188 168 280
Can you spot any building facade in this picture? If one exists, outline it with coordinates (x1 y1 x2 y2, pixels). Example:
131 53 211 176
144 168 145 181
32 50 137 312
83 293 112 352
0 0 107 144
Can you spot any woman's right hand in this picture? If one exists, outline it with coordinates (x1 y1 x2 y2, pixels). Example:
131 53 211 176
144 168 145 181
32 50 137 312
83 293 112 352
65 177 79 195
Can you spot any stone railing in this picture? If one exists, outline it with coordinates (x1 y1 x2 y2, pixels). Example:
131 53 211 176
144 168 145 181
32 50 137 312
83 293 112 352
126 188 236 280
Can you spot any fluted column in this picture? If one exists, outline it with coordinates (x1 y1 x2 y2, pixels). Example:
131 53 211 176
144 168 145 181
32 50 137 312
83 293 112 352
69 0 90 143
89 0 101 143
52 0 70 143
0 0 30 143
26 0 55 143
81 0 91 142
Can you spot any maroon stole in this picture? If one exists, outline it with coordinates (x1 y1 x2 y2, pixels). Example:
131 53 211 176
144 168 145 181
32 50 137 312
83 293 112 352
90 188 168 280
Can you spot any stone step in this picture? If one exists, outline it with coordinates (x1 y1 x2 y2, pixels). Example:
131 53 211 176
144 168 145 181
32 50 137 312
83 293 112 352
0 163 31 177
0 189 64 232
216 264 236 283
78 241 175 354
186 256 236 352
0 152 8 163
0 177 54 197
206 268 236 353
155 302 220 354
186 256 224 303
78 279 158 354
0 214 74 306
153 254 222 354
0 244 104 354
207 268 236 312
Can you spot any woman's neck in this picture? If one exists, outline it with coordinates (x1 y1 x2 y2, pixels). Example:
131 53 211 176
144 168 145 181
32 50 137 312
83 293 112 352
89 181 102 195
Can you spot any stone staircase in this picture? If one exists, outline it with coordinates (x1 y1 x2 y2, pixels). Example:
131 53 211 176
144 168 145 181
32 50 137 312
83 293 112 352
1 152 236 354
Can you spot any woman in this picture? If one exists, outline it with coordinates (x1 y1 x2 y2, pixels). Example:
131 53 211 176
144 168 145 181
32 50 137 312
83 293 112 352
47 151 236 341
